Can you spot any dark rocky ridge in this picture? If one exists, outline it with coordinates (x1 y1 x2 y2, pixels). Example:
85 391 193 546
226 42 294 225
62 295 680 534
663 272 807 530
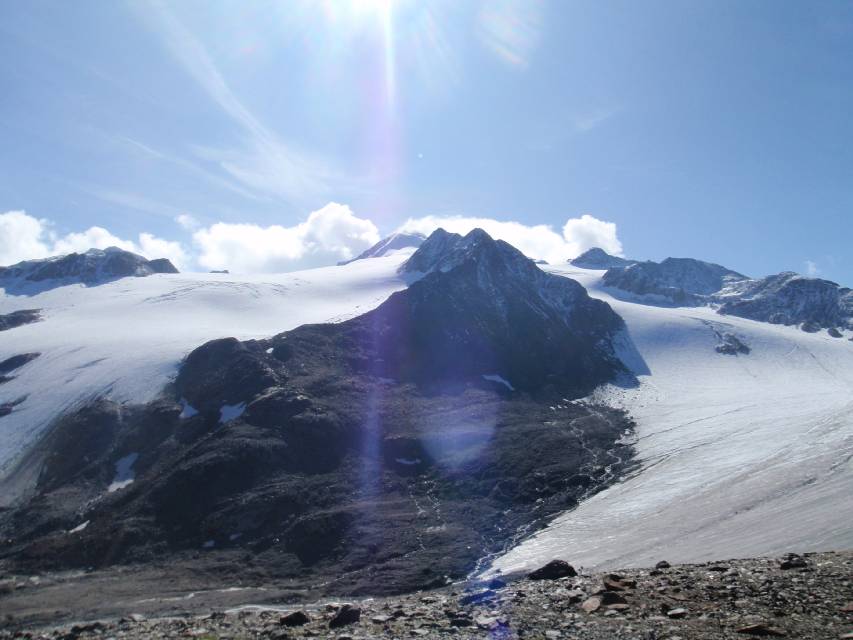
0 229 635 597
0 247 178 294
717 271 853 330
602 257 747 305
0 309 41 332
570 247 637 270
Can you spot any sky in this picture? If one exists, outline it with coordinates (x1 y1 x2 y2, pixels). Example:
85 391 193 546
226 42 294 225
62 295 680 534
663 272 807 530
1 0 852 280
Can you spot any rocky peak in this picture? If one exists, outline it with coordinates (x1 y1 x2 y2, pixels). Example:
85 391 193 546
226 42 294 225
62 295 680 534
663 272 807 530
570 248 637 270
602 256 747 305
0 247 178 291
716 271 853 330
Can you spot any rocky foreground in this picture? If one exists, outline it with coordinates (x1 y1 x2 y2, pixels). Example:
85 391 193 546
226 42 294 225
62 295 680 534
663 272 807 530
2 551 851 639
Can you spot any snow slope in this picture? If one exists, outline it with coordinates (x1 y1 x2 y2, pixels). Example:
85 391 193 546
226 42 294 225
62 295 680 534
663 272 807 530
492 264 853 574
0 253 415 493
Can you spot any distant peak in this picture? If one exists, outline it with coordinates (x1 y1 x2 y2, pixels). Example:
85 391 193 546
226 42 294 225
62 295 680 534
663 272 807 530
338 231 426 265
570 248 636 270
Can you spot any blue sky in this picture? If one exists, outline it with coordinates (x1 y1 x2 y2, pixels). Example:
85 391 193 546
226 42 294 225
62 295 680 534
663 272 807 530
1 1 852 280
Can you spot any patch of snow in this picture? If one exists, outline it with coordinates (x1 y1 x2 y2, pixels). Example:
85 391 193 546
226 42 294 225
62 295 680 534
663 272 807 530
107 452 139 492
229 532 242 541
202 539 215 549
219 402 246 424
482 374 515 391
265 347 274 354
68 520 89 534
178 398 198 419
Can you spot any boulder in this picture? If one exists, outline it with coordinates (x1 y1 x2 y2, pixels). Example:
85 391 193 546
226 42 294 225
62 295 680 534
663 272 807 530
528 559 578 580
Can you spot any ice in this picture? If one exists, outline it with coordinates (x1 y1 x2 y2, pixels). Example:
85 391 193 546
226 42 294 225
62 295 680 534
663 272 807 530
107 452 139 492
491 264 853 574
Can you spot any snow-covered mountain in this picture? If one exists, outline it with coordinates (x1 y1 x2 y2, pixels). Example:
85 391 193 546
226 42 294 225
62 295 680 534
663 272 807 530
0 233 851 591
0 229 634 593
601 254 853 332
337 231 425 265
602 257 747 304
491 261 853 576
570 247 637 270
716 271 853 330
0 247 178 294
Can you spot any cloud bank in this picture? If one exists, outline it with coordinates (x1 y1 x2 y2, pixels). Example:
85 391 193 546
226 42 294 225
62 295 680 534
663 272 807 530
1 206 623 275
397 213 622 264
193 202 379 273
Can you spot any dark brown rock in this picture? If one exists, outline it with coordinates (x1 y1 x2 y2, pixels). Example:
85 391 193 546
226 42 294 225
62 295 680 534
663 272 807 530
329 604 361 628
279 611 310 627
528 560 577 580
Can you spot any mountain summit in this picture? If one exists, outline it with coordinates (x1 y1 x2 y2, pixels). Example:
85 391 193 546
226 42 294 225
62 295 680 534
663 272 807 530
0 247 178 293
570 247 637 270
338 232 426 265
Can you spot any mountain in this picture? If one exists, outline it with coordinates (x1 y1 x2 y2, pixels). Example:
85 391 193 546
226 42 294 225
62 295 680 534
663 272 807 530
338 232 425 265
602 257 747 305
0 247 178 294
0 229 633 596
716 271 853 331
570 247 637 269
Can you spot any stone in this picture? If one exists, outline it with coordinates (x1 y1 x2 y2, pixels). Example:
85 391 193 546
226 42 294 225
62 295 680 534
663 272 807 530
599 591 628 606
655 561 671 570
735 623 787 636
280 611 310 627
581 597 602 613
528 560 578 581
779 554 807 570
667 608 688 619
329 605 361 629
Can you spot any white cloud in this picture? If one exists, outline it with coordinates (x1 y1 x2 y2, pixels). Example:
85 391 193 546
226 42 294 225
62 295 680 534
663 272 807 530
805 260 820 277
175 213 200 231
0 210 189 271
397 213 623 264
192 202 380 273
0 210 53 265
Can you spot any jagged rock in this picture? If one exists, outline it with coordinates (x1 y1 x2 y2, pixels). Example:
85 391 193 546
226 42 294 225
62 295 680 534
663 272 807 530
570 248 637 270
328 605 360 628
0 309 41 331
528 559 578 580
